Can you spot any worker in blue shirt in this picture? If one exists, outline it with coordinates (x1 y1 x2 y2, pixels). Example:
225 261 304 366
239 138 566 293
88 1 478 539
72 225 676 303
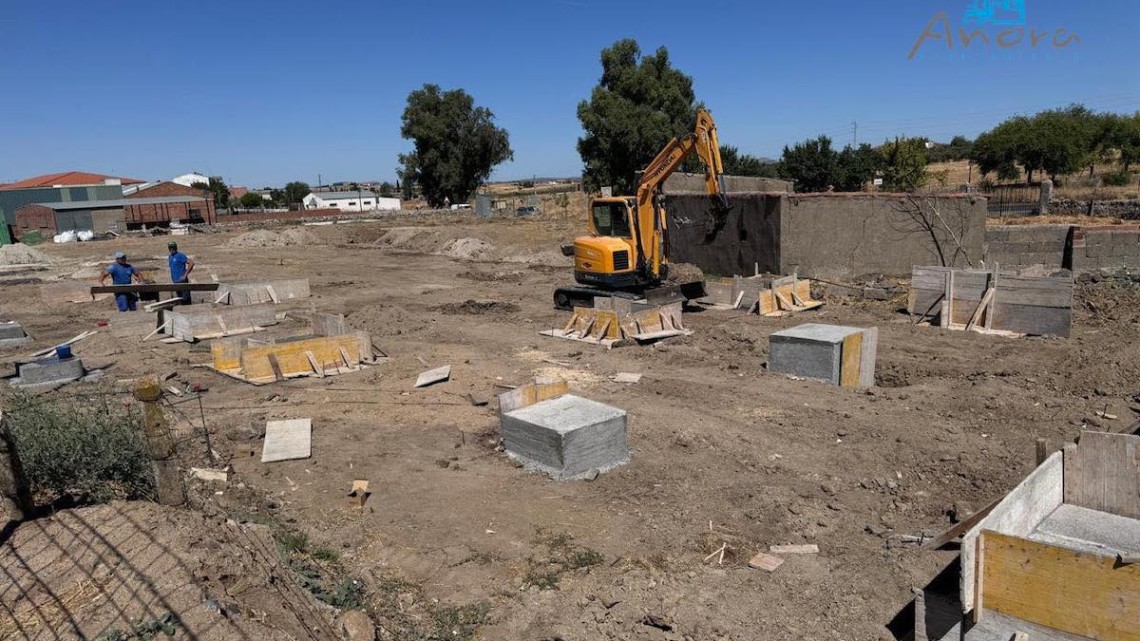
167 242 195 304
98 251 143 311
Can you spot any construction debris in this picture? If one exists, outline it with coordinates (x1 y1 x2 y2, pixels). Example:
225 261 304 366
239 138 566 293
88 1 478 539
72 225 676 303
29 330 96 358
769 544 820 555
347 479 370 507
0 321 30 347
206 279 311 306
8 354 85 390
414 365 451 388
613 372 643 384
189 468 229 483
702 273 824 316
164 303 277 342
261 418 312 463
748 552 785 572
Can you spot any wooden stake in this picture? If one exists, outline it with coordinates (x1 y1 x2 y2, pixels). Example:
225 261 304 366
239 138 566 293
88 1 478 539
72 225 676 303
132 379 185 506
1035 438 1049 466
142 321 170 342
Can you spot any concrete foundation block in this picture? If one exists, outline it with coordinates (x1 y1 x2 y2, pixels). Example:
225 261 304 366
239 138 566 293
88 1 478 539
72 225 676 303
768 323 877 388
501 394 630 480
11 355 85 388
0 321 31 346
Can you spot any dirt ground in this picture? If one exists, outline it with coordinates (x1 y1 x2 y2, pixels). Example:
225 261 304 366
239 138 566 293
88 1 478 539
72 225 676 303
2 213 1139 640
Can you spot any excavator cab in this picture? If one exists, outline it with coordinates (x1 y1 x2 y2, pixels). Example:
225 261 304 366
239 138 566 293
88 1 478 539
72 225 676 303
570 198 645 290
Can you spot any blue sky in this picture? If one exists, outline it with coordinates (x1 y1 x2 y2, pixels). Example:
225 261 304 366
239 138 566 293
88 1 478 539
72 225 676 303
1 0 1137 187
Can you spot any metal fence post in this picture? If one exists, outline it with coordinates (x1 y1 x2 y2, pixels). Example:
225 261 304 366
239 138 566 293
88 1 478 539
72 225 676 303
133 378 186 506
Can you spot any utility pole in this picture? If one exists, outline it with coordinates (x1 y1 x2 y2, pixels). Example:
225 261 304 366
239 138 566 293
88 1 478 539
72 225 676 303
852 121 858 147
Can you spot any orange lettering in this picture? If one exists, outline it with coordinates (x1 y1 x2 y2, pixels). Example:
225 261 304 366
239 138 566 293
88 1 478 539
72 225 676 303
1053 29 1081 47
997 27 1025 47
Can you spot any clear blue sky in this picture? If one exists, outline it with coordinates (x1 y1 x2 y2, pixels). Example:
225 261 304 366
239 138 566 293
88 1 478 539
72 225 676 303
2 0 1137 187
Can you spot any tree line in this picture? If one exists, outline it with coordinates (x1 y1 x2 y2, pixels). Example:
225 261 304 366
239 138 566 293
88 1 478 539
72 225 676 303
249 39 1140 207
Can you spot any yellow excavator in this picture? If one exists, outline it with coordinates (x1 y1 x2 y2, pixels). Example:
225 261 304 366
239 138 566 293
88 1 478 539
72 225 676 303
555 108 729 310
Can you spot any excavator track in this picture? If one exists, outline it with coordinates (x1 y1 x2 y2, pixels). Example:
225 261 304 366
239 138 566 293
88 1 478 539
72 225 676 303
553 286 640 311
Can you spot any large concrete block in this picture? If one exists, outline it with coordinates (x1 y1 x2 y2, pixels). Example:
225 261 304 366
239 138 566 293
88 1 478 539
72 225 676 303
768 323 877 388
501 394 630 480
0 321 30 346
12 355 85 388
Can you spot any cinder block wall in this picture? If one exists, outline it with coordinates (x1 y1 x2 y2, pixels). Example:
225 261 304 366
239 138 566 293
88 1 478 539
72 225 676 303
984 225 1071 268
1069 225 1140 273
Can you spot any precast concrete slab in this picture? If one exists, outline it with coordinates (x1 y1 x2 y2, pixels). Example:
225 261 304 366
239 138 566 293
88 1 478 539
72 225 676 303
768 323 877 388
10 355 85 389
0 321 30 346
501 394 629 480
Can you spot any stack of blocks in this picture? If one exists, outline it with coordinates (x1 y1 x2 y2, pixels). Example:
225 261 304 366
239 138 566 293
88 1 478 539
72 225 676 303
500 394 630 481
768 323 877 388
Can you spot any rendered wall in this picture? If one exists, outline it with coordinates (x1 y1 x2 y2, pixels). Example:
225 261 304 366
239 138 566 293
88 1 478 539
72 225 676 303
664 172 792 194
665 193 988 279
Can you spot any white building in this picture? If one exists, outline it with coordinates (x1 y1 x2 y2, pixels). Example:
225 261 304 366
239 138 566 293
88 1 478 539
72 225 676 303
302 191 400 212
171 172 212 187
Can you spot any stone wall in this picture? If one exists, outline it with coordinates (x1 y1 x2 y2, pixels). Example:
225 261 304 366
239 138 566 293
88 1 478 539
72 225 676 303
1069 225 1140 273
1049 198 1140 219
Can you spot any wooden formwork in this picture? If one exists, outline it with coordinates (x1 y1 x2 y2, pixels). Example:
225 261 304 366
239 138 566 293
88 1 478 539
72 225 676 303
210 330 377 384
908 266 1073 338
540 301 691 347
703 274 823 316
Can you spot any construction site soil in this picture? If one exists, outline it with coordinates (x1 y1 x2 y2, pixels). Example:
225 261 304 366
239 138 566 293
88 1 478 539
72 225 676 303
2 213 1139 640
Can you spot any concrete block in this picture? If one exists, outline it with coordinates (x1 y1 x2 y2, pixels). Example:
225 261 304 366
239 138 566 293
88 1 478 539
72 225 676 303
0 321 30 346
768 323 877 388
501 394 630 480
11 355 85 388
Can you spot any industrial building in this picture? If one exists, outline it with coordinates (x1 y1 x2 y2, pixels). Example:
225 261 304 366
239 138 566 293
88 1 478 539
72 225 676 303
302 191 399 212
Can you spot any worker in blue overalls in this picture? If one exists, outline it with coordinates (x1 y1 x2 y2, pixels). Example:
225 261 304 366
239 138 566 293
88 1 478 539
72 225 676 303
99 251 143 311
167 242 195 304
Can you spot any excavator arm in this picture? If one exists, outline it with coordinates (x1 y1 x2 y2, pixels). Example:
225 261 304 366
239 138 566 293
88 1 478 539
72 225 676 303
632 108 729 280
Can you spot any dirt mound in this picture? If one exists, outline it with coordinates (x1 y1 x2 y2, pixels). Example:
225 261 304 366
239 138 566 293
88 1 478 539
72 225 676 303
0 501 337 641
665 262 705 284
0 243 57 266
499 248 572 267
442 237 494 260
434 299 520 315
225 228 324 248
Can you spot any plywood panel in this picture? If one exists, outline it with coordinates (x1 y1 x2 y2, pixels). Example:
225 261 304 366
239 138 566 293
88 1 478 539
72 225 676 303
980 531 1140 641
1064 431 1140 519
840 332 862 388
498 379 570 414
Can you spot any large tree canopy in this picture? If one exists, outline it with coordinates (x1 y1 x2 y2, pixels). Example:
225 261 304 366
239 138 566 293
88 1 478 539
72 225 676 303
398 84 512 208
577 39 699 194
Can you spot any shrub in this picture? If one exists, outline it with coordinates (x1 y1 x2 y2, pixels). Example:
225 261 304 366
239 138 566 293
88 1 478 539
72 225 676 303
4 392 154 504
1103 171 1135 187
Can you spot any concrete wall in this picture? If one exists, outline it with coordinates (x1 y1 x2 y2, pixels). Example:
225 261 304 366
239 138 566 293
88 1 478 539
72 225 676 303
778 194 987 278
665 172 792 194
665 192 988 279
984 225 1070 269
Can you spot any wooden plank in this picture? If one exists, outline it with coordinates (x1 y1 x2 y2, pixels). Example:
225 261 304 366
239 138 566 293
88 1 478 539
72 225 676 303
91 283 219 295
747 552 784 572
980 530 1140 641
265 285 279 304
312 313 348 337
966 287 995 331
144 298 181 312
924 496 1002 549
338 346 352 368
305 351 324 378
261 418 312 462
142 321 170 342
769 544 819 554
1064 432 1140 519
991 304 1071 338
267 353 284 382
414 365 451 388
839 332 862 388
498 378 570 413
235 334 368 383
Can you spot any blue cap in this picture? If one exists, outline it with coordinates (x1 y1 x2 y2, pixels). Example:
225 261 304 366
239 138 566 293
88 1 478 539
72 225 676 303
114 251 126 259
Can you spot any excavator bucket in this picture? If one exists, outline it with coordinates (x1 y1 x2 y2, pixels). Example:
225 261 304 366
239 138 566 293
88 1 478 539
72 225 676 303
540 300 692 348
757 275 824 317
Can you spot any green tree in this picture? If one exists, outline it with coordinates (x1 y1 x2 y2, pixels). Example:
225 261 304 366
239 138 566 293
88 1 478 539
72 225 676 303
269 188 285 206
577 39 699 194
398 84 513 208
719 145 780 178
836 143 884 191
282 181 310 206
971 118 1025 182
191 177 230 209
1113 112 1140 171
779 136 841 192
378 181 396 198
239 192 264 208
879 137 929 192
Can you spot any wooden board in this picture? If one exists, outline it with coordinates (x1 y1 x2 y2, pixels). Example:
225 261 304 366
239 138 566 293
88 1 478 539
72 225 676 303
212 332 372 384
909 267 1072 337
261 418 312 462
747 552 784 572
979 530 1140 641
769 544 819 554
498 378 570 414
414 365 451 388
840 332 863 389
1064 431 1140 519
311 312 348 337
91 283 219 295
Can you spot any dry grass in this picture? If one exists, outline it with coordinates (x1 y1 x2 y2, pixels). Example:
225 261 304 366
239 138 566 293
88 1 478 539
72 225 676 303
989 215 1128 226
928 160 1140 201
